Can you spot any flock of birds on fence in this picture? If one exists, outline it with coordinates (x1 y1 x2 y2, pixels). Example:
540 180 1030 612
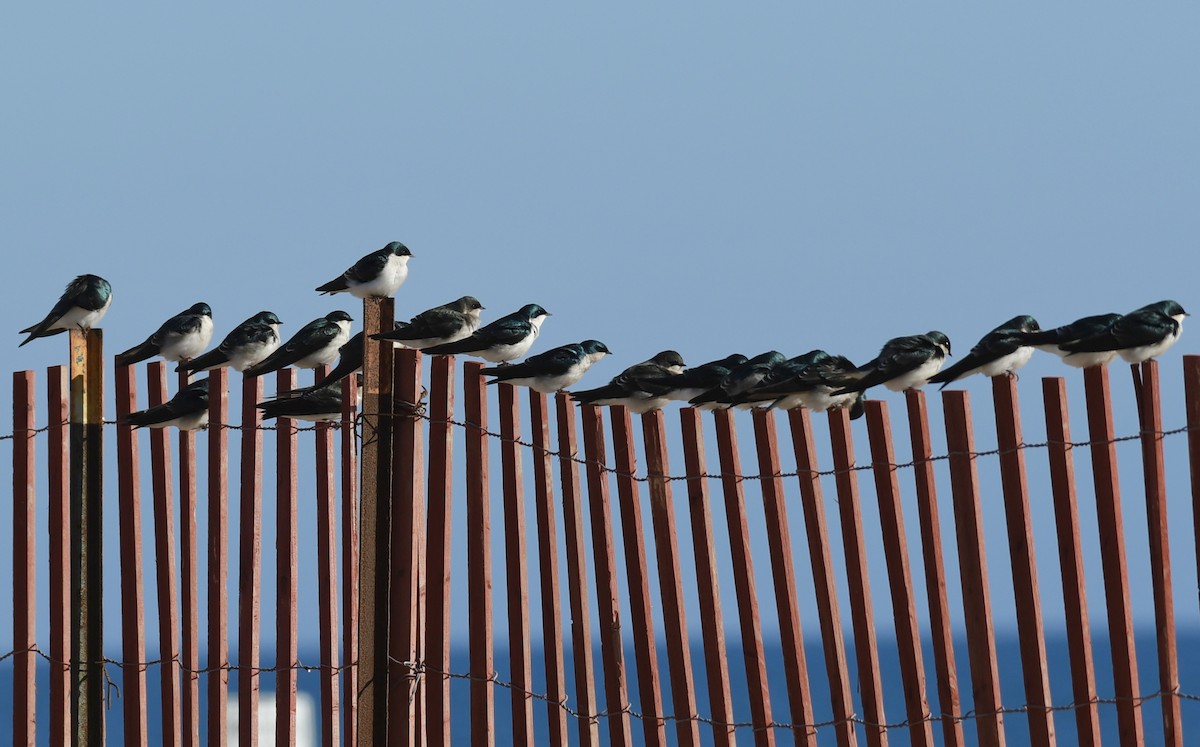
15 241 1191 430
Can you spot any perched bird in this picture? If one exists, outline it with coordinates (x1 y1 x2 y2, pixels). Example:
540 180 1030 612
19 274 113 347
372 296 484 349
831 331 952 394
278 332 363 397
116 302 214 366
689 351 788 409
177 311 283 374
658 353 749 403
1013 312 1123 368
732 350 864 413
1060 300 1189 364
259 380 344 423
481 340 611 393
125 378 210 430
423 303 550 362
571 350 686 413
316 241 413 299
244 310 353 377
929 315 1040 389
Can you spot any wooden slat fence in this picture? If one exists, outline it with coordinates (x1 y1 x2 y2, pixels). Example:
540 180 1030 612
7 323 1200 745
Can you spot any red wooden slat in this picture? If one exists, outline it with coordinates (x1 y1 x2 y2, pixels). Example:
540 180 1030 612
314 364 341 747
115 365 149 746
1041 377 1102 744
826 408 889 747
341 372 360 746
555 395 605 747
238 374 265 746
609 406 668 747
678 409 737 747
904 390 965 747
1082 365 1144 744
12 370 36 747
426 356 456 747
207 366 230 743
579 403 635 746
148 363 182 746
496 382 535 744
359 297 395 742
941 390 1005 747
391 348 426 746
642 409 702 747
862 401 934 747
786 408 857 747
712 409 776 747
1136 361 1183 746
276 368 299 747
529 390 569 745
47 366 70 747
749 410 816 747
990 375 1055 746
464 362 496 747
178 369 201 747
1187 357 1200 619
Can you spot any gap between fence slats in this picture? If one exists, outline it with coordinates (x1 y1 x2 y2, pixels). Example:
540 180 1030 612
827 407 889 747
750 409 817 747
1041 377 1103 745
991 375 1055 747
529 390 569 746
643 409 702 747
555 394 604 747
610 406 669 747
1082 365 1144 745
863 400 935 747
787 408 858 747
903 391 966 747
712 409 776 747
580 403 635 747
942 390 1006 747
1136 361 1184 747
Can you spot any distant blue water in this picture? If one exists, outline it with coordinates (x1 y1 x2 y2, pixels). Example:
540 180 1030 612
4 630 1199 745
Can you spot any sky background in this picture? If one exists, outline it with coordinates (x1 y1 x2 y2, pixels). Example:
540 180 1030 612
3 4 1200 742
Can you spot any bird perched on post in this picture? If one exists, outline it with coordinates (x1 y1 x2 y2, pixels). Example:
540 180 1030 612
1010 312 1123 368
116 302 214 366
689 351 788 409
929 315 1040 388
481 340 610 393
19 274 113 347
830 331 952 394
259 380 345 423
316 241 413 299
277 331 363 398
572 350 686 413
730 350 865 414
422 303 550 363
244 310 353 377
177 311 283 374
1059 300 1188 364
655 353 749 403
125 378 210 430
371 295 484 349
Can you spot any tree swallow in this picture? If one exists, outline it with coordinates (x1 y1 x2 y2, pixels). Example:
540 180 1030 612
125 378 209 430
20 274 113 347
244 310 353 377
177 311 283 374
731 349 865 414
1059 300 1188 364
571 350 687 413
929 315 1040 389
689 351 788 409
116 302 214 367
657 353 749 403
831 331 952 394
316 241 413 299
422 303 550 362
370 295 485 349
1012 312 1123 368
278 331 363 398
259 380 344 423
481 340 610 393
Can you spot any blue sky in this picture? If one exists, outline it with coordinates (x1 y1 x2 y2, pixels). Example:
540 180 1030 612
3 2 1199 680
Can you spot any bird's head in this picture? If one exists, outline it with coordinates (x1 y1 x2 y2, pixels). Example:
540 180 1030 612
252 311 283 326
384 241 413 258
326 310 354 324
188 302 212 317
927 330 952 356
652 350 686 369
580 340 611 356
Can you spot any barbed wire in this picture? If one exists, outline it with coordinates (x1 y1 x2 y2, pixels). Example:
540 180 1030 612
7 643 1195 735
